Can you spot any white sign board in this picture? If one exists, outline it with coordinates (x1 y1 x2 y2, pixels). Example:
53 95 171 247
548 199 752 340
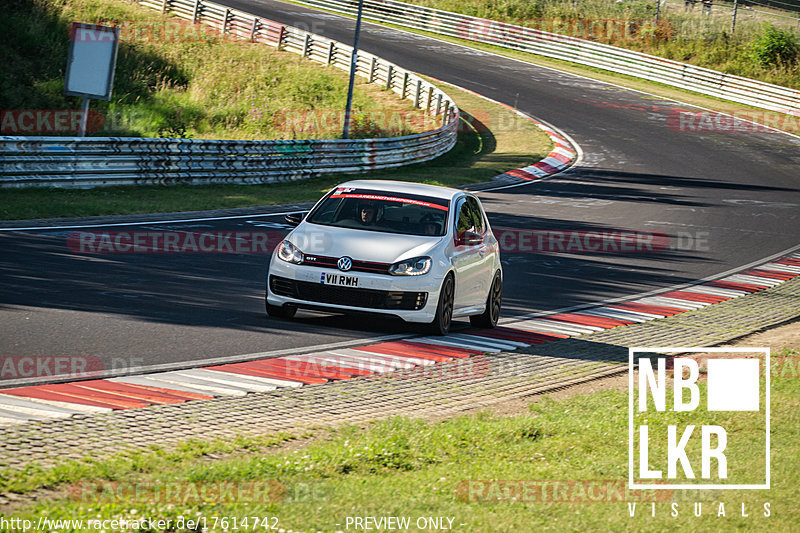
64 23 120 100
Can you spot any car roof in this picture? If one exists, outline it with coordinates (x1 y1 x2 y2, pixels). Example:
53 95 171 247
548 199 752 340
335 180 464 201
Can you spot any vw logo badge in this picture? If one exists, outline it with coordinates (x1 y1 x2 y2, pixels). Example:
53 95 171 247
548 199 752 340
337 256 353 272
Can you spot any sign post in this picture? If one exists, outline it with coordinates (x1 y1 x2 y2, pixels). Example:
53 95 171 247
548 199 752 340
64 23 120 137
342 0 365 140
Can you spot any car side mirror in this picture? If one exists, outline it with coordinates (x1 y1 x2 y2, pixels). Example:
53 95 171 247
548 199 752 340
285 212 307 226
456 230 483 246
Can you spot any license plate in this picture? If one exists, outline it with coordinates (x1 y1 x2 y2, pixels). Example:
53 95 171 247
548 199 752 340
320 272 359 287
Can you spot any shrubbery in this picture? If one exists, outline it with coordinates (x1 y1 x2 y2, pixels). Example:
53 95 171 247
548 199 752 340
751 24 799 68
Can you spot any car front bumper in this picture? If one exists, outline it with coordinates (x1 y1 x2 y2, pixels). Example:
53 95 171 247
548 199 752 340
266 258 443 323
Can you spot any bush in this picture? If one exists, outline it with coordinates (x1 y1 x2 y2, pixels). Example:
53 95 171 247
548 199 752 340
751 25 799 68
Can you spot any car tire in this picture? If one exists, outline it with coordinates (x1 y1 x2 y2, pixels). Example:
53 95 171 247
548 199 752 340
470 272 502 329
427 273 454 336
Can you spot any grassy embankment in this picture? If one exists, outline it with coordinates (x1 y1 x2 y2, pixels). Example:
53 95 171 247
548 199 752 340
2 0 422 140
1 348 797 531
0 0 552 220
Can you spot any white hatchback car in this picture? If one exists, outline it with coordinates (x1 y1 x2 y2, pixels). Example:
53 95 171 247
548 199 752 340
266 180 502 334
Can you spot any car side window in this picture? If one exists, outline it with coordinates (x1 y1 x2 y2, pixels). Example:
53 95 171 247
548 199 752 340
465 196 485 234
455 199 476 234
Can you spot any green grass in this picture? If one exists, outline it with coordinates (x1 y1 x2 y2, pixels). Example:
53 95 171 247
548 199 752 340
0 433 301 495
0 0 422 140
3 377 797 531
0 84 552 220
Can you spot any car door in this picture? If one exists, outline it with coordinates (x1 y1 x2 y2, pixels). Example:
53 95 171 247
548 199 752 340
451 196 487 311
465 195 495 305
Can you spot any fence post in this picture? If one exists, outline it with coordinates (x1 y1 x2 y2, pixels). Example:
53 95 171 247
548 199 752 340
223 8 230 34
161 0 169 14
277 25 286 50
369 57 377 83
192 0 200 23
401 72 409 99
327 41 336 64
386 64 393 90
414 79 422 108
250 18 259 42
303 33 311 57
731 0 739 34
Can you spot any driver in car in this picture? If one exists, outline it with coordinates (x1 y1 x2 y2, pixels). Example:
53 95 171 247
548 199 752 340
359 202 377 225
421 214 440 236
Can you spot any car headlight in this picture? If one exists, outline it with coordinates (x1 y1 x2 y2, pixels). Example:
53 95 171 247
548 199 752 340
388 256 432 276
277 240 303 264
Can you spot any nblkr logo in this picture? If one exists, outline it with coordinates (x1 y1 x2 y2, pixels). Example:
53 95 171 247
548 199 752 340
629 347 770 490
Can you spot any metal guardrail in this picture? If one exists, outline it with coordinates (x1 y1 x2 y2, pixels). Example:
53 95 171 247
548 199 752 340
0 0 458 188
294 0 800 116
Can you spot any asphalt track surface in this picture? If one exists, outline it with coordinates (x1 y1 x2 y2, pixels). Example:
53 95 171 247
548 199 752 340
0 0 798 374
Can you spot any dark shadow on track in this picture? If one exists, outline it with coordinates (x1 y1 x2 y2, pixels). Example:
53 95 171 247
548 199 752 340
480 168 799 210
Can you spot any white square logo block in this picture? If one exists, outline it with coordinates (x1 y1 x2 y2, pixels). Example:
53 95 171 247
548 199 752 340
707 358 760 411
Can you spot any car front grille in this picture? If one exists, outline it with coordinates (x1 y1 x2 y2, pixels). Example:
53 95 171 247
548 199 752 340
300 254 391 274
270 275 427 311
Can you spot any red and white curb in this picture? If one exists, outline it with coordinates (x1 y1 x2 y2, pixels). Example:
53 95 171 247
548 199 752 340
425 76 578 185
1 252 798 426
500 121 576 181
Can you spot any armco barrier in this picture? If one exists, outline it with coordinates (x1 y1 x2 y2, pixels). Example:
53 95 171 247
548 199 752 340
0 0 458 188
293 0 800 117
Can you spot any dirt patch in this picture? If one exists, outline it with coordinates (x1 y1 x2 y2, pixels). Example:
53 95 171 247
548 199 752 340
670 316 800 374
724 317 800 352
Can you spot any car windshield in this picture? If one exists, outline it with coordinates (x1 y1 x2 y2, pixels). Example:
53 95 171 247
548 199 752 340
307 187 450 236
